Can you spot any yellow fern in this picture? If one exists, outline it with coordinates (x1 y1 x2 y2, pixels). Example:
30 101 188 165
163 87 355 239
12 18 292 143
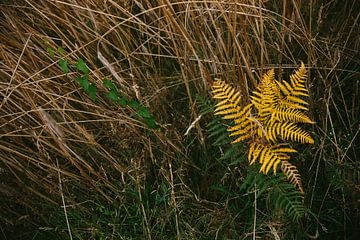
265 122 314 144
276 62 310 111
271 107 313 124
248 143 296 174
212 79 254 143
211 63 314 193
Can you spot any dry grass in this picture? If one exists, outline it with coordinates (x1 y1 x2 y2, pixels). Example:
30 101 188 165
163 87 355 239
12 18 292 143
0 0 359 239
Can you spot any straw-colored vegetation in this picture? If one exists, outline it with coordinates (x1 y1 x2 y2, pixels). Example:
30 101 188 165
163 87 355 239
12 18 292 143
0 1 359 239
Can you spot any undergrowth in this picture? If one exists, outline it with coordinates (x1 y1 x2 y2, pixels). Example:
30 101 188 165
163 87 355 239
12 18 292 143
0 0 359 239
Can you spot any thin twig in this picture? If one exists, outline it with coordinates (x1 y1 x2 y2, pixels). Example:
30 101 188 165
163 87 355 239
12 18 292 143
56 158 73 240
253 183 257 240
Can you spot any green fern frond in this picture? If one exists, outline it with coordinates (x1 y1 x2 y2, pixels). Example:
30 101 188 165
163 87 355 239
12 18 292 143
240 170 306 221
271 182 306 222
208 122 231 146
195 95 214 115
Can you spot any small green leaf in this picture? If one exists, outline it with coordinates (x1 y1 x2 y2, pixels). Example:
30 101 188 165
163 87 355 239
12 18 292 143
119 97 128 107
145 117 157 129
57 46 65 55
129 100 141 109
75 58 89 74
86 83 97 101
75 75 89 90
138 106 151 118
58 59 69 74
103 78 117 91
47 47 55 59
106 90 119 102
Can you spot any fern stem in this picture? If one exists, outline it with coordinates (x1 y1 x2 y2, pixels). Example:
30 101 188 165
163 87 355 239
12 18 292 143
252 183 257 240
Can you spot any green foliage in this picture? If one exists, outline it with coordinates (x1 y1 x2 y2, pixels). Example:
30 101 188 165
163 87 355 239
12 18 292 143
75 75 89 90
57 46 65 55
102 79 158 129
86 83 97 101
46 46 158 128
47 46 55 59
58 59 69 74
74 58 89 74
3 2 359 239
240 169 306 222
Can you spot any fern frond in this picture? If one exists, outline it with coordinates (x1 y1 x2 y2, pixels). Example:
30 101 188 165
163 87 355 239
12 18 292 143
207 117 232 146
290 62 308 94
251 69 280 123
212 81 243 117
276 79 308 98
265 122 314 144
241 170 306 221
271 182 306 222
212 79 241 105
196 96 214 115
276 62 310 112
278 99 309 111
271 107 314 124
240 169 275 199
248 143 294 174
210 63 314 187
216 103 252 120
212 80 255 142
281 161 304 194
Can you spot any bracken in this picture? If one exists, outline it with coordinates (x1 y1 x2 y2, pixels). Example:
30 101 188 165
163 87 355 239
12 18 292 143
211 63 314 193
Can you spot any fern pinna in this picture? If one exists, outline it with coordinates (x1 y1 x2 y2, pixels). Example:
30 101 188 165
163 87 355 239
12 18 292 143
211 63 314 193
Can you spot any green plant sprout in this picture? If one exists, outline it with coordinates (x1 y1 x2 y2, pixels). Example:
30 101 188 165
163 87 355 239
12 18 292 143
46 44 158 129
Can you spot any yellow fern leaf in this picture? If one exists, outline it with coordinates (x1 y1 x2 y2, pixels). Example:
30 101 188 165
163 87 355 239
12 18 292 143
212 81 242 115
279 99 309 111
229 121 254 141
232 133 253 144
276 122 314 144
265 146 294 174
223 103 252 120
290 62 307 89
211 63 314 184
272 107 314 124
277 80 309 97
248 144 293 174
211 80 254 143
261 152 278 174
248 143 263 165
273 147 297 153
264 121 314 144
286 96 309 106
